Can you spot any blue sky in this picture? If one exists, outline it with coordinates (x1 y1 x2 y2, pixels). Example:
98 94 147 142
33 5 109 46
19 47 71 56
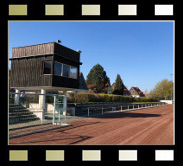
9 21 174 93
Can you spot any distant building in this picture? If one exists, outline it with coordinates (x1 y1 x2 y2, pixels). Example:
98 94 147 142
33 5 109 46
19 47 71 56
123 85 131 96
144 94 148 97
129 87 145 97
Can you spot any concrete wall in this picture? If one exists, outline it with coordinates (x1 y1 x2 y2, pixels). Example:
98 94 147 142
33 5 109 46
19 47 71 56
160 100 173 104
29 103 54 113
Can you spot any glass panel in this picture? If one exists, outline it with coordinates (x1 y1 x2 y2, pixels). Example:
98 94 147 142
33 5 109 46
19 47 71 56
53 95 66 124
54 62 62 76
70 66 77 79
63 64 70 77
43 61 52 74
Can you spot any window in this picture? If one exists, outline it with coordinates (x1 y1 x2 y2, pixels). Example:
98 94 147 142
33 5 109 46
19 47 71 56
63 64 70 77
54 62 62 76
43 61 52 74
52 61 78 79
70 66 77 79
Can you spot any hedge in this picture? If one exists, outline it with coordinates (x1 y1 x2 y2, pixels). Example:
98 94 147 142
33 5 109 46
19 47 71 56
67 92 158 103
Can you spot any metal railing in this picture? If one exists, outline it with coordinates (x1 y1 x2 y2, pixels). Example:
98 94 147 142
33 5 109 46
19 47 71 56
9 92 67 137
86 102 167 117
9 92 167 138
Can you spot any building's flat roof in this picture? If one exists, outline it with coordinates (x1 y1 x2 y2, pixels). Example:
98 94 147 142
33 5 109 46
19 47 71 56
11 42 81 62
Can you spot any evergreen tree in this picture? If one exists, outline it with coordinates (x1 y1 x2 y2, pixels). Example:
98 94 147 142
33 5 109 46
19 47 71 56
86 64 110 93
113 74 124 95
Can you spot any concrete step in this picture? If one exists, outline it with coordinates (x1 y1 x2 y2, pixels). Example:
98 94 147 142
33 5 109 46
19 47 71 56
9 104 40 125
9 111 33 116
9 108 31 113
9 116 40 124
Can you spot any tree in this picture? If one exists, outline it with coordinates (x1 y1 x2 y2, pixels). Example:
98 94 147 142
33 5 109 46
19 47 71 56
113 74 124 95
148 89 156 98
155 79 173 99
86 64 110 93
144 89 148 94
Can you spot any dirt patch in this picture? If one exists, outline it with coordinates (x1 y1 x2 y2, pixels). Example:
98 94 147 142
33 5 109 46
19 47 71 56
9 105 173 145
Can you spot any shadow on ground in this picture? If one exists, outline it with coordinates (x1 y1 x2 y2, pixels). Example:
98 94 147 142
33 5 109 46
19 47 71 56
89 112 162 119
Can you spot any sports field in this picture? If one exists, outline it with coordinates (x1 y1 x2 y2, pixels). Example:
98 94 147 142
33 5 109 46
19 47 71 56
9 105 173 145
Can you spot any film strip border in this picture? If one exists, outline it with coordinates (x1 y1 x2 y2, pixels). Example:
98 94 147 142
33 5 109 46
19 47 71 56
8 149 175 162
8 4 174 16
5 1 177 165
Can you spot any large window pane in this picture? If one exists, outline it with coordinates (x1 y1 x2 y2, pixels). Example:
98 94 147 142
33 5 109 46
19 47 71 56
70 66 77 79
43 61 52 74
54 62 62 76
63 64 70 77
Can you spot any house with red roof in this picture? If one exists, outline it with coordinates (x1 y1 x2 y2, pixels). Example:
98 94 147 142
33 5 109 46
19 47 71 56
123 85 131 96
129 87 145 97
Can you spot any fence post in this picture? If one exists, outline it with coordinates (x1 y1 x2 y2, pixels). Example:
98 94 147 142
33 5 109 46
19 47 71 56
138 104 139 109
102 107 103 115
121 106 122 112
88 108 90 117
133 105 134 110
53 96 56 124
128 105 129 110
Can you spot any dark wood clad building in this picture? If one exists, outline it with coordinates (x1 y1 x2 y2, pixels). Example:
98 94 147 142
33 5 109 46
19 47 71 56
10 42 82 91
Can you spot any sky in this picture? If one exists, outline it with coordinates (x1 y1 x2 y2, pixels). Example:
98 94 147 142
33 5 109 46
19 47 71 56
8 21 174 93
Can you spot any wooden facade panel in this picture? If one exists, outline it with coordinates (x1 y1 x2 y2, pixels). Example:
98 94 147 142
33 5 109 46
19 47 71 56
12 43 55 58
10 56 53 87
54 43 80 62
10 56 80 89
10 42 81 89
52 75 79 89
54 55 79 67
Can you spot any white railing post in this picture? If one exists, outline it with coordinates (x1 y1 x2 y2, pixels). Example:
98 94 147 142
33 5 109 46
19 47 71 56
53 96 56 124
138 104 139 109
88 108 90 117
121 106 122 112
133 105 134 110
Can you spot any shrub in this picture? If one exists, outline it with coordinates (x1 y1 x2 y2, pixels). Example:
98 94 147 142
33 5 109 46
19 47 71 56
74 92 89 103
67 92 158 104
67 92 75 103
87 93 96 102
103 94 111 102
